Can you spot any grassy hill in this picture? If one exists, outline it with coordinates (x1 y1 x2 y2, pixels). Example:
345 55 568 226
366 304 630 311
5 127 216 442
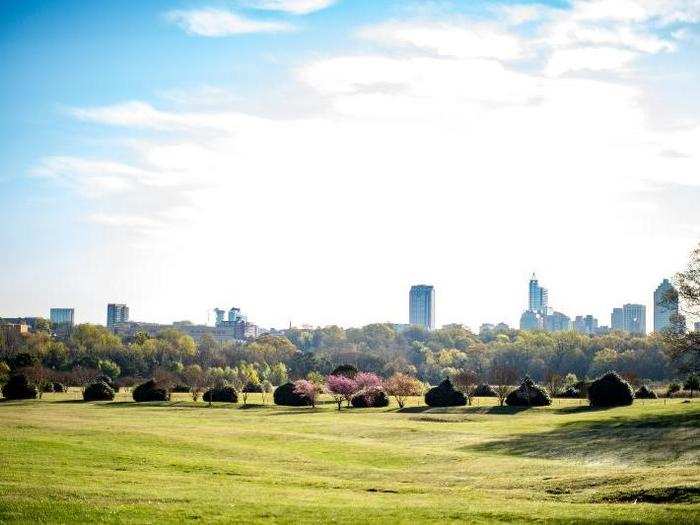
1 392 698 523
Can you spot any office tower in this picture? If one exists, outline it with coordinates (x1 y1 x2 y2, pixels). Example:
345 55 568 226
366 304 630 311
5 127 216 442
611 308 624 331
214 308 225 326
520 309 543 330
50 308 74 326
574 315 598 335
528 274 548 314
545 311 571 332
623 303 646 335
409 285 435 330
654 278 682 333
107 303 129 329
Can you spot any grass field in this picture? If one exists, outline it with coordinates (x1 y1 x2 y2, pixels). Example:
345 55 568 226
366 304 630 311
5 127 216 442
1 392 699 524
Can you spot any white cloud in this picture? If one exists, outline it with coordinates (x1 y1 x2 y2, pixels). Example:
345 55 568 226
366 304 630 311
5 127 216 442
166 8 292 36
545 46 640 76
243 0 337 15
360 21 525 60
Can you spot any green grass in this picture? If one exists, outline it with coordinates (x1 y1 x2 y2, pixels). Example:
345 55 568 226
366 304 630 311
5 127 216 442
1 392 698 523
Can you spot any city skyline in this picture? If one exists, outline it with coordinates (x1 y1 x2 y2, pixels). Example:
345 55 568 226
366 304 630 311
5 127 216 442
1 0 699 330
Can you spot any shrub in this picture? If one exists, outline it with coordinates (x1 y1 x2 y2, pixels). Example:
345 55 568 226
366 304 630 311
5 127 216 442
472 383 498 397
243 382 263 393
325 374 359 410
424 378 467 407
666 382 681 398
588 372 634 408
83 381 115 401
558 387 583 398
52 382 67 393
351 386 389 408
273 382 311 406
505 377 552 407
330 364 358 379
171 384 190 393
292 380 317 408
1 374 38 400
634 385 657 399
203 386 238 403
96 375 119 393
573 380 592 396
132 380 170 402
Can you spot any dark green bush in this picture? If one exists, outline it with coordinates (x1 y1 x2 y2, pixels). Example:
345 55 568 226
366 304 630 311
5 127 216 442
203 387 238 403
96 375 119 393
559 387 583 398
83 381 115 401
351 387 389 408
331 364 358 379
132 380 170 402
574 380 592 395
1 374 38 400
52 382 67 393
273 382 311 406
425 378 467 407
472 383 498 397
171 384 190 393
243 382 263 393
635 385 657 399
588 372 634 407
505 377 552 406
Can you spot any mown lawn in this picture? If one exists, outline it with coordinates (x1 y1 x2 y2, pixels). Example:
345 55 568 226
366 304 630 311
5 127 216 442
0 392 698 523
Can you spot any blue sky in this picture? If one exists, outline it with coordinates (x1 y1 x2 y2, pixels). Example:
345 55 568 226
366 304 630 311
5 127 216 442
1 0 699 330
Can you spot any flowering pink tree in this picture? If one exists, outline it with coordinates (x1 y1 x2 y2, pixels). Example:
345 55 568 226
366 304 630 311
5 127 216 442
325 374 358 410
293 379 317 408
354 372 382 391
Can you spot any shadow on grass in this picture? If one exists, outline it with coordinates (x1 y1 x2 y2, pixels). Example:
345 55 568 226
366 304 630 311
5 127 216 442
467 411 700 465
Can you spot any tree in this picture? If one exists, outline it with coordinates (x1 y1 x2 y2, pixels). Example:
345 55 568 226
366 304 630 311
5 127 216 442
182 364 210 402
451 369 479 405
21 365 53 398
261 380 274 403
543 369 565 398
68 366 100 391
98 359 121 381
489 364 518 406
0 361 10 384
684 373 700 398
325 374 357 410
353 372 382 391
269 362 288 386
676 243 700 318
383 373 423 408
293 380 317 408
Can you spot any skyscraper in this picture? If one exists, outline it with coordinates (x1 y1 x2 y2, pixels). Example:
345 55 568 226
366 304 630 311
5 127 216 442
574 314 598 334
545 311 571 332
409 285 435 330
528 273 548 314
50 308 74 326
611 307 624 331
107 303 129 329
623 303 646 335
654 278 682 333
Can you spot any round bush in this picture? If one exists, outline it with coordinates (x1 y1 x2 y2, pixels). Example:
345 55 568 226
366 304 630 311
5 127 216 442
273 382 311 406
1 374 38 400
83 381 115 401
203 387 238 403
331 364 358 379
425 378 467 407
472 383 498 397
243 382 263 393
52 382 67 393
635 385 658 399
171 384 190 393
558 387 583 398
588 372 634 408
351 387 390 408
505 377 552 407
132 379 170 402
96 375 119 393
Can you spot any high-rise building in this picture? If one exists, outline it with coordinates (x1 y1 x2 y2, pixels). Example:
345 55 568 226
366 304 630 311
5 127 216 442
654 278 682 333
50 308 74 326
574 314 598 335
545 311 571 332
107 304 129 329
611 307 624 331
528 274 548 315
520 309 543 330
623 303 646 335
409 285 435 330
214 308 225 326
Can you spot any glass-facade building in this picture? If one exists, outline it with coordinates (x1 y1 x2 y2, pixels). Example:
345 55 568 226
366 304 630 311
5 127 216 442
654 278 681 333
528 274 548 314
107 303 129 329
50 308 74 326
409 285 435 330
623 303 646 335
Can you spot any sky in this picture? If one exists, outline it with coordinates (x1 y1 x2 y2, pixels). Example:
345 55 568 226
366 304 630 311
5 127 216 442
1 0 699 331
